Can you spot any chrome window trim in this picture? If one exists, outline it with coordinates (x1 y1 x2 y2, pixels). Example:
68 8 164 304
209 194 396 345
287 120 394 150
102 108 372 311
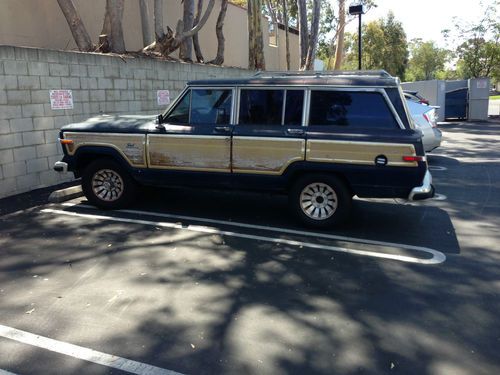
396 80 415 129
303 89 311 127
233 86 240 125
380 90 406 129
281 90 287 125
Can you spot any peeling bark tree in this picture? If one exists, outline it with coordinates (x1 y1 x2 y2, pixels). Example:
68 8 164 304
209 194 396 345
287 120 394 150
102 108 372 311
209 0 228 65
248 0 266 70
153 0 164 40
139 0 153 47
56 0 93 51
297 0 321 70
180 0 195 61
146 0 215 57
283 0 291 70
99 0 125 53
333 0 346 70
193 0 205 62
297 0 308 69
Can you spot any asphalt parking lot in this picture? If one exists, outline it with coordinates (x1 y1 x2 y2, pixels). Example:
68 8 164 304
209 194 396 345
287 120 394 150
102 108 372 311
0 120 499 375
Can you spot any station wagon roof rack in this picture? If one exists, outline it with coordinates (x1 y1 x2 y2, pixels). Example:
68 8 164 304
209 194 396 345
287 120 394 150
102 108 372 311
253 70 392 78
188 69 398 87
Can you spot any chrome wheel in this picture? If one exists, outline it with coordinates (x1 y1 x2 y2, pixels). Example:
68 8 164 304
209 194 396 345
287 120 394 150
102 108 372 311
300 182 338 220
91 169 124 202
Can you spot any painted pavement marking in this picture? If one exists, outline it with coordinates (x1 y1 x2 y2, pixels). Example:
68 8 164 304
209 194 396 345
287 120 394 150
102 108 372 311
46 207 446 265
0 324 183 375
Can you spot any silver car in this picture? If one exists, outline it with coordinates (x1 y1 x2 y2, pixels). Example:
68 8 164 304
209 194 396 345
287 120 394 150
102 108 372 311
407 100 442 152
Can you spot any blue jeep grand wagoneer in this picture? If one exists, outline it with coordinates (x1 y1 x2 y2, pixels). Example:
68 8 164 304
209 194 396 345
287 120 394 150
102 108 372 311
54 70 434 227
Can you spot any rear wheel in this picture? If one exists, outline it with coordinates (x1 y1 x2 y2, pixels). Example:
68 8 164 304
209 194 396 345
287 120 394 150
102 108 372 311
82 159 137 209
289 174 352 228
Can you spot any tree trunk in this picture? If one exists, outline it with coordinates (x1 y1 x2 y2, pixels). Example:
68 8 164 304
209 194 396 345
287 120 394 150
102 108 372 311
107 0 126 53
193 0 204 63
282 0 290 70
209 0 228 65
100 0 125 53
139 0 153 47
265 0 278 52
180 0 195 61
99 8 111 52
297 0 308 69
154 0 164 40
56 0 93 51
304 0 320 70
248 0 265 70
152 0 215 57
333 0 345 70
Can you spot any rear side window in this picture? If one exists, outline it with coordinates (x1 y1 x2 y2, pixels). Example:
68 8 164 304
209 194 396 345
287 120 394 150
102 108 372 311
309 91 399 129
385 88 410 128
239 89 284 125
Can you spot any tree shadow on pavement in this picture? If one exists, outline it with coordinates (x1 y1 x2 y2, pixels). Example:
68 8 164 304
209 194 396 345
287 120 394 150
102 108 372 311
1 198 497 374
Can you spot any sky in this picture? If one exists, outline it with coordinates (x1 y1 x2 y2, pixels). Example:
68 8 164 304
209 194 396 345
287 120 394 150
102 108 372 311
344 0 486 47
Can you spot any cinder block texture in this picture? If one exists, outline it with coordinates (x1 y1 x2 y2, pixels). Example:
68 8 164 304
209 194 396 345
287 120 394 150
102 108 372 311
0 45 250 198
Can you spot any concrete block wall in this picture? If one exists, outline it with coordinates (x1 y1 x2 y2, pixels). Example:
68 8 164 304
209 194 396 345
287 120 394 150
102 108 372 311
0 46 250 199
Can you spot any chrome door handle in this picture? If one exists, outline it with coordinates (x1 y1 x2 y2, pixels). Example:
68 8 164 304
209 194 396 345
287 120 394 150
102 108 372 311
286 128 305 136
215 126 232 133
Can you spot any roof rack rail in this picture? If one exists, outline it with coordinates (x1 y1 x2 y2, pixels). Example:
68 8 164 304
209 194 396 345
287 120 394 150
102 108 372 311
253 70 392 78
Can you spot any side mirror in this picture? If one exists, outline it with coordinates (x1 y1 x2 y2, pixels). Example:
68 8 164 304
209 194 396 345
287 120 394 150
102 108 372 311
156 114 165 130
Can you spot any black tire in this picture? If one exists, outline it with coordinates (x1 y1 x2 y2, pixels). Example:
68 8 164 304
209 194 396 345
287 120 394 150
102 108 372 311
289 174 352 228
81 158 137 209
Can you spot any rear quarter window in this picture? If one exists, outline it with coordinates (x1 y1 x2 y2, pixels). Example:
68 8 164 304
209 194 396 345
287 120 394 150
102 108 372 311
309 90 400 129
385 88 411 129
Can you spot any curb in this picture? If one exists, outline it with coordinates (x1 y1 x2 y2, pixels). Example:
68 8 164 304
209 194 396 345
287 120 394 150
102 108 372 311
48 185 83 203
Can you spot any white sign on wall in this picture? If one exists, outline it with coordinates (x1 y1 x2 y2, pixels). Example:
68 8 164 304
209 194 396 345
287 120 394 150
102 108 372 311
49 90 73 110
157 90 170 106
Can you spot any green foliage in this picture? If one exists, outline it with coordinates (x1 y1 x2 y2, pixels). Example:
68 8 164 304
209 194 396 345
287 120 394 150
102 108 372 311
406 40 448 81
442 1 499 80
230 0 248 7
342 11 408 78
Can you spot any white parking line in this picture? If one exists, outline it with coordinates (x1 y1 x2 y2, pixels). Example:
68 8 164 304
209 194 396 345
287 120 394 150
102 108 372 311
0 369 18 375
61 202 444 255
43 208 446 265
0 324 182 375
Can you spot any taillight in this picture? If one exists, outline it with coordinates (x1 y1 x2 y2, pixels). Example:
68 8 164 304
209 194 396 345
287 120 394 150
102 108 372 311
403 155 426 162
423 113 437 128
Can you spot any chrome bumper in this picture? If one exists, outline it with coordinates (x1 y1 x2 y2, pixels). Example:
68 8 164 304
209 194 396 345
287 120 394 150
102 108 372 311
408 170 434 201
53 161 68 173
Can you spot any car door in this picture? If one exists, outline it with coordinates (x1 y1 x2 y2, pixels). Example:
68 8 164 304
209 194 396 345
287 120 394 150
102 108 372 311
232 88 306 175
147 87 234 173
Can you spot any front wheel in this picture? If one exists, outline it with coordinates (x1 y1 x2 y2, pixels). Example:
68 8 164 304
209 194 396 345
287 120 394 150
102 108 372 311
289 174 352 228
82 159 137 209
